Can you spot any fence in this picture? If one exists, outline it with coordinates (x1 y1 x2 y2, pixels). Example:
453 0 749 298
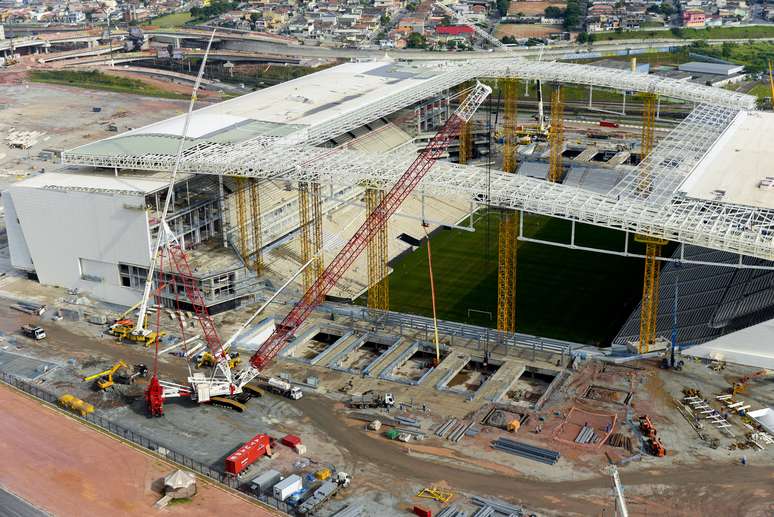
324 303 580 365
0 370 292 515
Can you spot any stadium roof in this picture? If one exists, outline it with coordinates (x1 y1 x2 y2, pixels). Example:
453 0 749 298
678 111 774 210
64 61 447 161
10 169 184 196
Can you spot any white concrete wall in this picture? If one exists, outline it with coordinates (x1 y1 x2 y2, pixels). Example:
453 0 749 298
3 192 34 271
5 186 152 306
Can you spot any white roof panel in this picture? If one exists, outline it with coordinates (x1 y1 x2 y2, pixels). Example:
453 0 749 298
679 111 774 209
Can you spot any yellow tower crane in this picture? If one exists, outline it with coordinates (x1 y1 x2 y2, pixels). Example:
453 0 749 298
636 91 667 354
497 78 519 333
366 187 389 311
548 85 565 183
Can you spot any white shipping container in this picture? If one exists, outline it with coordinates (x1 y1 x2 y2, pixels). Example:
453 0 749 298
273 474 302 501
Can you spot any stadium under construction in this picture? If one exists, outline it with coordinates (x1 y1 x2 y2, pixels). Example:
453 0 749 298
4 56 774 515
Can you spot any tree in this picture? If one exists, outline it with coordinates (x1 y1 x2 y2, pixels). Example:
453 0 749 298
563 0 581 29
496 0 509 17
577 31 588 43
501 35 518 44
670 27 684 37
721 41 735 58
407 32 427 48
544 6 563 18
661 3 675 16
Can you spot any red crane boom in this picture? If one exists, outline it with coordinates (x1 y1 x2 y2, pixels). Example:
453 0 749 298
250 82 492 371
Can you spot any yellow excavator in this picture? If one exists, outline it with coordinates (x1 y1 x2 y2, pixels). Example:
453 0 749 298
83 360 128 390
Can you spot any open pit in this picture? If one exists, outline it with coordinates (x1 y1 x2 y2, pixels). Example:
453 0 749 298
445 357 502 396
504 366 558 407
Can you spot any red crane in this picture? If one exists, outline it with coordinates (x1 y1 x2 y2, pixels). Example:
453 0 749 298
144 81 491 416
249 81 492 371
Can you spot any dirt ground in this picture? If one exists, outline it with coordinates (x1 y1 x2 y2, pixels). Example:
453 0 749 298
495 23 564 39
508 0 567 16
0 383 278 517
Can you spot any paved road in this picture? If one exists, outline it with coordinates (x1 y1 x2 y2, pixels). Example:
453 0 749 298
0 487 49 517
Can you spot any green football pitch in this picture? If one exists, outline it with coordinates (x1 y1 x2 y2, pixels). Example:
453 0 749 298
383 211 648 346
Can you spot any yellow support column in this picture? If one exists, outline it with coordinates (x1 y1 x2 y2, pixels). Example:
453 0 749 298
638 93 657 193
298 183 313 290
311 182 324 296
234 177 249 264
497 78 519 333
366 188 389 311
635 235 669 353
548 85 565 183
458 84 472 164
248 178 264 273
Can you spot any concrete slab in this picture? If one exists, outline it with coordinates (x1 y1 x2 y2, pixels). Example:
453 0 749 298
474 360 526 402
0 350 57 380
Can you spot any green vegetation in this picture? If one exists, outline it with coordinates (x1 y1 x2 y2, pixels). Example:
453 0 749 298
407 32 427 49
143 11 193 28
496 0 509 17
594 25 774 42
28 70 187 99
563 0 582 29
384 212 647 345
189 1 238 22
690 41 774 73
167 498 192 506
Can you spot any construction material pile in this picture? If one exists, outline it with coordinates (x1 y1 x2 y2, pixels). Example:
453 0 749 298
491 437 560 465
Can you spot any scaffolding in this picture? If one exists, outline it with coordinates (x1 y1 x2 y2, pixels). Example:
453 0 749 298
636 235 669 353
548 85 565 183
638 93 657 194
497 78 519 332
366 188 389 311
458 83 472 164
298 182 324 293
248 178 264 273
234 177 249 264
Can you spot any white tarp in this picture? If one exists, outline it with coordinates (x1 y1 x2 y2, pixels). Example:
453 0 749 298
682 319 774 370
748 408 774 435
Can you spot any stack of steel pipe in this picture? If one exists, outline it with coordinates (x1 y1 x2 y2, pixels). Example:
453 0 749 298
435 418 457 438
575 425 598 445
448 421 474 443
491 437 560 465
471 496 524 516
472 506 495 517
437 505 467 517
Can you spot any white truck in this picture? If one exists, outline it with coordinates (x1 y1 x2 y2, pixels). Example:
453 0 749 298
266 377 303 400
21 325 46 340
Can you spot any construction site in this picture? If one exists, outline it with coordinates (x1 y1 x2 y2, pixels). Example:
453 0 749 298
3 46 774 517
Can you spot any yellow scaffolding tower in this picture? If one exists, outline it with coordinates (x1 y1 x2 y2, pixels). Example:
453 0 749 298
366 188 389 311
459 84 472 164
638 93 657 193
635 235 669 353
248 178 264 273
635 93 666 354
234 177 249 264
497 78 519 333
548 85 565 183
298 182 324 293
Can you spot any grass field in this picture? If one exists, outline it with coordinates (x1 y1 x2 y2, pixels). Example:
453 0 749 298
143 12 193 28
385 212 647 345
593 25 774 42
28 70 188 99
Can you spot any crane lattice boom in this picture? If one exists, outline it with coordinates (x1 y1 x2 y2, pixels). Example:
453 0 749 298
247 82 492 373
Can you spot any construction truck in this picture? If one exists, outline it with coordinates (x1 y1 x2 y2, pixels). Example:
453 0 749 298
348 391 395 409
21 325 46 340
83 360 129 390
108 320 164 347
265 377 303 400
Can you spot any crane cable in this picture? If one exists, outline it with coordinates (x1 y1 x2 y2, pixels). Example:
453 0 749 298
421 224 441 366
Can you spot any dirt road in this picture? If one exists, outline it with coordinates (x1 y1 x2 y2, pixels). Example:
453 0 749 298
0 383 278 517
297 393 774 516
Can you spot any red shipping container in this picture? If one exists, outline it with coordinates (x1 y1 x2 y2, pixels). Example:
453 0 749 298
599 120 620 128
281 434 302 448
224 433 270 475
413 506 432 517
